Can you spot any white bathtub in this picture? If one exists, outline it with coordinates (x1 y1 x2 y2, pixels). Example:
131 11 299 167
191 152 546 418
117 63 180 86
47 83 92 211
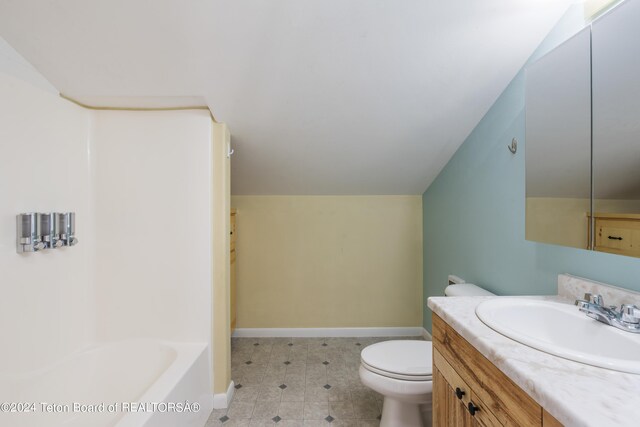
0 340 213 427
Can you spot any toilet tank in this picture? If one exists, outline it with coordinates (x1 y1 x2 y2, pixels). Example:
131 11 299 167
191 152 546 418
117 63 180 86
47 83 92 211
444 283 495 297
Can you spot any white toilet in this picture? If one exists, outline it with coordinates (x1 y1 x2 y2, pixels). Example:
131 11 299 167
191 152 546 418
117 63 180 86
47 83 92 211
359 283 494 427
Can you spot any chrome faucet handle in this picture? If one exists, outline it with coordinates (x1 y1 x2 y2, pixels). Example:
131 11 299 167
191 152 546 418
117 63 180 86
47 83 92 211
575 300 590 313
620 304 640 324
583 293 604 306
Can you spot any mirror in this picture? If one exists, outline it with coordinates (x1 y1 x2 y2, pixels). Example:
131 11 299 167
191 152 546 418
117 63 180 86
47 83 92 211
592 0 640 258
525 27 592 250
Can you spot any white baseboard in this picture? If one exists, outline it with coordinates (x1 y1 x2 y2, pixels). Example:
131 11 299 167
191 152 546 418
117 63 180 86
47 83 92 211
421 327 432 341
213 380 235 409
232 327 424 338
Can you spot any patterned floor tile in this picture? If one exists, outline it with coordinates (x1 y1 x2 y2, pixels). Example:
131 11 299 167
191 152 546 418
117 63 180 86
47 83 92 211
219 336 423 425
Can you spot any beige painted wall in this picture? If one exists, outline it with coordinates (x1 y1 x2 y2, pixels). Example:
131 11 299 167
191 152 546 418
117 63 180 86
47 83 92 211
212 123 231 395
526 197 590 249
230 196 423 328
526 197 640 249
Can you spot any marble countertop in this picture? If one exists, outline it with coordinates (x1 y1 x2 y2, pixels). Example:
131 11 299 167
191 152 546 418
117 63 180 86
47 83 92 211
427 295 640 427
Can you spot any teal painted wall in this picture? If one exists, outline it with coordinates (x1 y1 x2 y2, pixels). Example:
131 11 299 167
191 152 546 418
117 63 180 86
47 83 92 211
422 5 640 332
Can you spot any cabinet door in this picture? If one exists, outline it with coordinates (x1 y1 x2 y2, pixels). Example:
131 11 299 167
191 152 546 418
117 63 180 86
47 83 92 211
469 392 502 427
230 247 237 332
434 367 472 427
230 210 237 333
230 210 237 251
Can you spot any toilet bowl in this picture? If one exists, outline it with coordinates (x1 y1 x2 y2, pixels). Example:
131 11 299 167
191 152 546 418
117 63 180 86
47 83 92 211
359 282 494 427
359 340 433 427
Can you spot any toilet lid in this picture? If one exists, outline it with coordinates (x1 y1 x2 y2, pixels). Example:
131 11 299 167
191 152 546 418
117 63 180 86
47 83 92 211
361 340 433 381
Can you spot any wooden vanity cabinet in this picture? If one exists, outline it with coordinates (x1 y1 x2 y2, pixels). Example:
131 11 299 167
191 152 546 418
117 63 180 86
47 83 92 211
432 314 563 427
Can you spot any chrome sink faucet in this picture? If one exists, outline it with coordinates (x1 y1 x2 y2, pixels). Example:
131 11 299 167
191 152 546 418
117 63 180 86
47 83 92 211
575 293 640 333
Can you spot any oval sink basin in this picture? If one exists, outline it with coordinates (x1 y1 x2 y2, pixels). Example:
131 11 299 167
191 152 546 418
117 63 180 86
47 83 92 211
476 298 640 374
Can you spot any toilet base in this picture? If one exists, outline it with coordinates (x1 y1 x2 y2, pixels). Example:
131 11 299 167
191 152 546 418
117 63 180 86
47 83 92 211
380 397 432 427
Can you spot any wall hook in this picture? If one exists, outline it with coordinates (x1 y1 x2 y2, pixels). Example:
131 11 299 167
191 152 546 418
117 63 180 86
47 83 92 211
507 138 518 154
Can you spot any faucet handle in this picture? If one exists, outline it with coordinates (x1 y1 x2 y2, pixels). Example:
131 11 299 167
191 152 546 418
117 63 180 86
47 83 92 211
583 293 604 306
620 304 640 324
575 300 590 312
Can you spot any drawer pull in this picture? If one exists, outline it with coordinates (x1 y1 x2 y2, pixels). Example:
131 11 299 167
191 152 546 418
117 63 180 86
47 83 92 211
608 236 623 240
455 387 465 400
468 402 479 416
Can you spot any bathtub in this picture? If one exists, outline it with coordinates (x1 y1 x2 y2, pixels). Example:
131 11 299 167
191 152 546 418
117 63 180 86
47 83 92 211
0 340 213 427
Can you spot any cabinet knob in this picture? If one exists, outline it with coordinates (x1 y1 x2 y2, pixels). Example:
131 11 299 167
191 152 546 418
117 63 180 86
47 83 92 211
455 387 465 400
468 402 479 416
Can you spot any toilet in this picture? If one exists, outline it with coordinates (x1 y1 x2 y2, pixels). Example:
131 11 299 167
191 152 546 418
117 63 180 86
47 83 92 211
359 283 494 427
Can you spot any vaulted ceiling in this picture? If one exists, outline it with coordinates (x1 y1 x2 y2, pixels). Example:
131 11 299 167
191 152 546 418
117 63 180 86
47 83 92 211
0 0 572 194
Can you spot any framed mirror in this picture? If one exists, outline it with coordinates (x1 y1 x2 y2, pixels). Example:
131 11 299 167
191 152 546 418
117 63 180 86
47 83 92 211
525 27 592 250
592 0 640 258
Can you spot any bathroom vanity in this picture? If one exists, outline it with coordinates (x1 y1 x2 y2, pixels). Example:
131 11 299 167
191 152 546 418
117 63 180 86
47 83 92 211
432 313 559 426
429 274 640 427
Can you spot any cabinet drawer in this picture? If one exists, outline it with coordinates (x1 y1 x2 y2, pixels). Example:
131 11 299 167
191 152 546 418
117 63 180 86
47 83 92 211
596 225 632 251
432 314 542 426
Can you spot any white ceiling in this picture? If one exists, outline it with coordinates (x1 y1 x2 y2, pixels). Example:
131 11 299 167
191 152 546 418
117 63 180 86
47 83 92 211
0 0 573 194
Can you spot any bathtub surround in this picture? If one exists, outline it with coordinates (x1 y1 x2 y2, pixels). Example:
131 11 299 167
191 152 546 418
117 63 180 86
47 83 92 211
0 41 226 423
422 4 640 333
91 109 218 420
90 109 224 418
90 110 220 421
0 67 92 374
92 109 214 345
230 196 423 331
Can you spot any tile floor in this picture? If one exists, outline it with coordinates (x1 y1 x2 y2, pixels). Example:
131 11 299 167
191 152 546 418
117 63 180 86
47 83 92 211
206 336 424 426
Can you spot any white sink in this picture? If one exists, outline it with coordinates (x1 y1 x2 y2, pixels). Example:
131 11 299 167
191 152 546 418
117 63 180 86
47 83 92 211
475 298 640 374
